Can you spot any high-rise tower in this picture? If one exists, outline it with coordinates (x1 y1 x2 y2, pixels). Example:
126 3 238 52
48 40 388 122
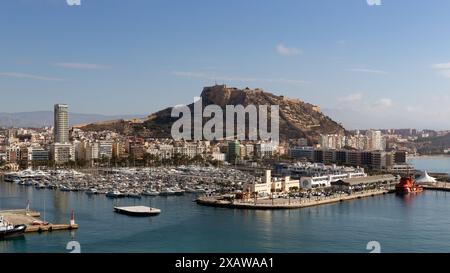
54 104 69 143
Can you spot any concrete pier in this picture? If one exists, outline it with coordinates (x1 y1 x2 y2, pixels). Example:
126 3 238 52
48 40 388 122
0 209 78 233
197 189 392 210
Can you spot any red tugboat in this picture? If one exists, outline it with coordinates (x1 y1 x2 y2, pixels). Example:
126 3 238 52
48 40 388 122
395 176 423 194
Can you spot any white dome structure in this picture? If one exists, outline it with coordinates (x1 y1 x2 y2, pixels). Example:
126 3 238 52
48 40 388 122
415 171 437 184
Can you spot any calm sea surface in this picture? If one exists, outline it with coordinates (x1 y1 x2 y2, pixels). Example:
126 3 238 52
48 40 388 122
1 156 450 253
408 155 450 174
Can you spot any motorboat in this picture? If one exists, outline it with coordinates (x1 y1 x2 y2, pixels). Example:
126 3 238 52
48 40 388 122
86 188 98 195
106 190 124 198
142 190 160 196
159 188 177 196
127 192 142 199
0 216 26 239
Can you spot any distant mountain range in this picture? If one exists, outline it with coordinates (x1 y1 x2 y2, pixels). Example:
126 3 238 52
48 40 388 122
0 111 145 128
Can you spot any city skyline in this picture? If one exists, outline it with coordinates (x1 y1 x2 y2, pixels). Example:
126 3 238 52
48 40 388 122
2 1 450 130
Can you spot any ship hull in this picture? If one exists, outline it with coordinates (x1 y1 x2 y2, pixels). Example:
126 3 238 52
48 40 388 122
395 176 423 195
0 225 26 239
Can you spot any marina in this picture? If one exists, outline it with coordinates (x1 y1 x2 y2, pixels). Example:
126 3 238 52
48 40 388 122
1 166 253 199
3 178 450 252
0 157 449 252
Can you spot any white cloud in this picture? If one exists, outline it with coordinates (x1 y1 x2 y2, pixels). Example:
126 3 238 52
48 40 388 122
431 62 450 70
336 93 393 112
0 72 63 81
338 93 363 103
173 71 207 78
372 98 393 108
276 44 302 56
172 71 308 85
347 68 387 74
431 62 450 78
53 62 112 70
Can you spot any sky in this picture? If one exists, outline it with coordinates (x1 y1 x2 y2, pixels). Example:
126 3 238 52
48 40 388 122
1 0 450 130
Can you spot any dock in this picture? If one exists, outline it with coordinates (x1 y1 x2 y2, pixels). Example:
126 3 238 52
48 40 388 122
114 206 161 216
423 183 450 192
0 209 41 217
0 209 78 233
197 189 392 210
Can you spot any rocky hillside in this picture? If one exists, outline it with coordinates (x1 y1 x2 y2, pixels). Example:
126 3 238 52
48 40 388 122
414 133 450 154
81 85 346 142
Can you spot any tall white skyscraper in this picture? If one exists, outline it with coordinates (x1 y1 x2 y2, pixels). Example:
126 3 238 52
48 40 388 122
54 104 69 144
366 130 383 151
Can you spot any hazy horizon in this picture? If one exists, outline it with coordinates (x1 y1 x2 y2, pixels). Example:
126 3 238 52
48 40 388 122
2 1 450 129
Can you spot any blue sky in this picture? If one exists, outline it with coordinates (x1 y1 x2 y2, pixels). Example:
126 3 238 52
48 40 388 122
1 0 450 129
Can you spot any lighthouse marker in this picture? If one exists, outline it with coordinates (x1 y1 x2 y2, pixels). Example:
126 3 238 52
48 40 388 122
70 210 76 226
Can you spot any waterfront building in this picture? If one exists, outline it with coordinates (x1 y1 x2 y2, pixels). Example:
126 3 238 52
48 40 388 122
320 134 345 150
300 171 367 189
212 152 226 162
54 104 69 144
51 143 74 164
366 130 384 151
126 137 145 160
394 151 407 164
31 148 49 162
280 162 367 189
112 141 126 159
99 140 113 159
415 171 437 184
86 142 100 161
243 170 300 196
289 147 314 161
330 174 397 191
254 142 276 159
371 151 394 171
288 147 399 171
389 164 414 173
158 144 174 159
227 140 241 163
243 144 254 159
6 146 20 163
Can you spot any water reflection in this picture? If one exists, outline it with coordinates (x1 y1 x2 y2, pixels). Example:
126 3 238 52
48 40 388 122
0 236 26 253
395 193 419 205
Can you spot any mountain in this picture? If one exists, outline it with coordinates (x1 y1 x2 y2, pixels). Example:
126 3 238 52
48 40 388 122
415 133 450 154
0 111 144 128
81 85 346 142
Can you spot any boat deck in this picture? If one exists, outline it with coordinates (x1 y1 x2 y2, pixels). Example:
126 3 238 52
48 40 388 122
114 206 161 216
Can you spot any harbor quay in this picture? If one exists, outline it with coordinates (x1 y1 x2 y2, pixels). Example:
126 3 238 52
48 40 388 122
0 209 78 233
1 162 446 212
196 189 393 210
